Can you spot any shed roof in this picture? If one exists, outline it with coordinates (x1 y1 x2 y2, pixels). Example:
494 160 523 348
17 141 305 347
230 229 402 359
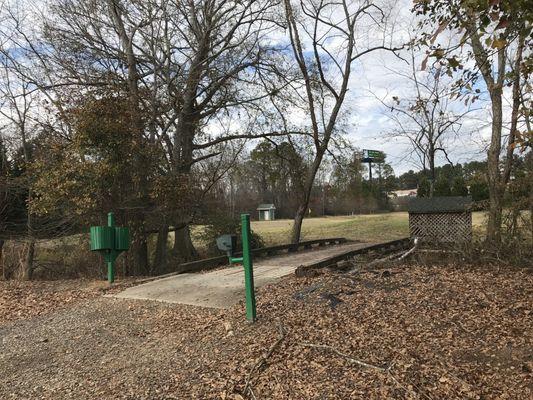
257 203 276 210
408 196 471 214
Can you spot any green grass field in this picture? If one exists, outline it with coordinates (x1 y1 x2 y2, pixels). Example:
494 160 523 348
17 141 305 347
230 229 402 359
250 212 488 245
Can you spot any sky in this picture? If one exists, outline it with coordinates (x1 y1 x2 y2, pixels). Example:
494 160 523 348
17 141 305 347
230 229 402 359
346 49 493 175
338 1 494 175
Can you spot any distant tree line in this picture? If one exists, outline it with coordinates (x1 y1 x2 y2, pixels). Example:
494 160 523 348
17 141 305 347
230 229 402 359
201 140 398 218
219 143 531 216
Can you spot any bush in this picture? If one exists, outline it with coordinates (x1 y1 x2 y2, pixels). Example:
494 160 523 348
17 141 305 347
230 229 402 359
1 235 104 280
34 235 103 279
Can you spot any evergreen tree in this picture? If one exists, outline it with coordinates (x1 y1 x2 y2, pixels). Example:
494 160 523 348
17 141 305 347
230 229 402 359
434 174 451 197
469 181 489 201
451 176 468 196
417 176 430 198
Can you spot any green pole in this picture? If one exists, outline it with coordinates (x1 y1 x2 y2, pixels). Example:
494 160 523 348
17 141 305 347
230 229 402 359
107 212 115 284
241 214 256 322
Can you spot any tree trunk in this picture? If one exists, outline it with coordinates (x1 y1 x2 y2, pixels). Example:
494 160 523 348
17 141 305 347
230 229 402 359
291 153 324 243
21 238 35 280
530 173 533 245
466 27 506 245
108 0 150 275
429 148 435 198
0 239 4 280
173 225 198 262
502 35 524 187
486 86 504 244
172 114 198 261
291 202 307 244
153 225 169 275
129 216 149 276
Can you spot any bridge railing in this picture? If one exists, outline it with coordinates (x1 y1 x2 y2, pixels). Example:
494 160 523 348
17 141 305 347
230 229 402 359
175 237 348 274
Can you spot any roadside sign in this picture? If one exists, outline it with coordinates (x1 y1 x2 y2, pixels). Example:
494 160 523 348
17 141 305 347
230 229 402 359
362 149 385 163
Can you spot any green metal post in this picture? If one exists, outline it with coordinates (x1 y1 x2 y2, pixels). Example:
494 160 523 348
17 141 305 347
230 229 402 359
241 214 256 322
107 212 115 284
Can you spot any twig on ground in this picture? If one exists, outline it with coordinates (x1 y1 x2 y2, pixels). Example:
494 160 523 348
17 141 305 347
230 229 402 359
243 322 286 398
398 238 419 261
300 342 387 371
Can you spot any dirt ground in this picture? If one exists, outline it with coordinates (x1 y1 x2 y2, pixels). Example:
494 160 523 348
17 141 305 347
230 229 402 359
1 263 531 399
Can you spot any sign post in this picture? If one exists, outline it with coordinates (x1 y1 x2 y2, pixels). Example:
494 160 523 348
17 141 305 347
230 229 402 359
218 214 257 322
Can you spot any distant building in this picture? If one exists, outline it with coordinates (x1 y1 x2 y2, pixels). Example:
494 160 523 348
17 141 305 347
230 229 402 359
388 188 417 211
389 189 418 198
257 204 276 221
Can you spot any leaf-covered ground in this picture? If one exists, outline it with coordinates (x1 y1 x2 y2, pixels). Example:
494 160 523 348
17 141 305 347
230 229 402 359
0 263 531 399
0 279 138 324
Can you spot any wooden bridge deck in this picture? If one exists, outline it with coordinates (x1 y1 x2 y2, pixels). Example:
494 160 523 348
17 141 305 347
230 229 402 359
112 241 392 308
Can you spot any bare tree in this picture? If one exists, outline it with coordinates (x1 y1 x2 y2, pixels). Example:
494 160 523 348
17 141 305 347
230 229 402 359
0 133 7 278
282 0 401 243
378 48 475 196
414 0 531 243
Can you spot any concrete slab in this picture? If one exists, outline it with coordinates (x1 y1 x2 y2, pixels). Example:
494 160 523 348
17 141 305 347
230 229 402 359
112 241 374 308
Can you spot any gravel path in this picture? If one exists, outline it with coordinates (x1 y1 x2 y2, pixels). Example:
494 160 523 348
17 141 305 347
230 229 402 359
1 297 223 399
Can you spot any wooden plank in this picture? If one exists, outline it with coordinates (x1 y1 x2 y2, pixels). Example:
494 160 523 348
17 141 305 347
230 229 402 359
171 237 349 274
294 238 410 276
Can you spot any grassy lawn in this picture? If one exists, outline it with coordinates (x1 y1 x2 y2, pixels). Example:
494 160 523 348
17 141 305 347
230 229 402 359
251 211 488 245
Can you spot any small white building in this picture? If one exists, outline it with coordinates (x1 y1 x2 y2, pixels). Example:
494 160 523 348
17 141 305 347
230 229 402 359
257 204 276 221
389 188 418 198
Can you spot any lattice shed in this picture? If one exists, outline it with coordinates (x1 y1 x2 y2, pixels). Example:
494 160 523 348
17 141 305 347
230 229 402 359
408 197 472 243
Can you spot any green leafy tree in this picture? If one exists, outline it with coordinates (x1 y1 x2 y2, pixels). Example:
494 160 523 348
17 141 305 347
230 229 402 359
417 176 431 198
451 176 468 196
31 94 165 275
433 174 451 197
469 181 489 202
399 170 420 190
